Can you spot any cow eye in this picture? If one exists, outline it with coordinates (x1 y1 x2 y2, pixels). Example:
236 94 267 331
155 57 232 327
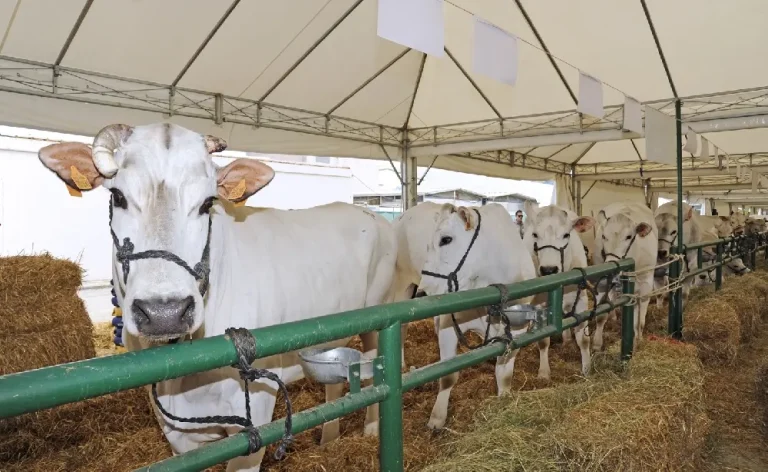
439 236 453 247
199 197 216 215
670 230 677 235
110 188 127 210
532 232 539 238
626 235 632 240
563 233 570 239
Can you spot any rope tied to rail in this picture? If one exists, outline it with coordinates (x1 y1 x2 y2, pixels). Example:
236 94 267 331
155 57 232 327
150 328 294 460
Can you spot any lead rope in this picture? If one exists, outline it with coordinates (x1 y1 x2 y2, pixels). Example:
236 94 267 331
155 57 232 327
151 328 294 460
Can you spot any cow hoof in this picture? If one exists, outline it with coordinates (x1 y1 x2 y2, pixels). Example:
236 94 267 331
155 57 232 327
426 416 446 431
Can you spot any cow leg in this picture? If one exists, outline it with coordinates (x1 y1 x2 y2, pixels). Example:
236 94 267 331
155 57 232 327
637 298 651 348
561 328 573 343
495 348 519 394
575 321 591 375
359 331 380 437
320 383 344 445
592 313 609 353
537 337 551 381
427 315 459 430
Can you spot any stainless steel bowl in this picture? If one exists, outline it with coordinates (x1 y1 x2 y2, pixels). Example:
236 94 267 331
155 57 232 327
298 347 373 384
502 304 545 326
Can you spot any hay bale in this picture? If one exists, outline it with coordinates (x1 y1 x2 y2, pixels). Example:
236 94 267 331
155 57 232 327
0 254 94 375
757 363 768 437
423 339 708 472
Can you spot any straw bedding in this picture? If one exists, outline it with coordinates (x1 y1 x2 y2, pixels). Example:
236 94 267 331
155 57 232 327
422 340 707 472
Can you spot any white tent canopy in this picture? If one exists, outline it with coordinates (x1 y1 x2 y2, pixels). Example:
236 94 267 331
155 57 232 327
1 0 768 186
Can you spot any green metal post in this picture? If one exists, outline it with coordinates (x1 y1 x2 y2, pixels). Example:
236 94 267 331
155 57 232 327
667 249 679 336
672 98 684 340
378 322 403 472
548 287 563 331
715 242 723 291
620 275 636 361
697 248 703 269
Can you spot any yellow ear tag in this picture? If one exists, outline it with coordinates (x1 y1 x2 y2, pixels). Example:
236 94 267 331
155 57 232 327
70 165 92 190
227 178 247 201
65 184 82 197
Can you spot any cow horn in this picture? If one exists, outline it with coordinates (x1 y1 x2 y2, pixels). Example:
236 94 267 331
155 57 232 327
92 124 133 177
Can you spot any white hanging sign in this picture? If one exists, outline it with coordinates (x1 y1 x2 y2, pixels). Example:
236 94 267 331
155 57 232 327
472 17 518 86
377 0 445 57
622 95 643 134
644 105 676 166
683 127 698 154
578 72 604 119
699 137 710 160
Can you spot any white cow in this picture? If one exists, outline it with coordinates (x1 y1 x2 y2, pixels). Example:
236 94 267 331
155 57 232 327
38 123 397 471
521 201 595 375
410 202 537 430
593 202 658 349
652 202 701 309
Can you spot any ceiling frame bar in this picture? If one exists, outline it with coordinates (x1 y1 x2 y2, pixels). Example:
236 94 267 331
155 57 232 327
259 0 364 102
444 47 502 119
55 0 95 66
404 53 427 129
640 0 678 98
171 0 242 87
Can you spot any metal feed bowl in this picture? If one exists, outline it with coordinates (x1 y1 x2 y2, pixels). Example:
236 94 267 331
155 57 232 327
298 347 373 384
502 304 547 326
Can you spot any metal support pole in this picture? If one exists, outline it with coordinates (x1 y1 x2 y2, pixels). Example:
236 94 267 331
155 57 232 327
548 287 563 331
621 275 636 361
576 180 582 215
697 248 703 269
715 242 723 291
400 136 418 211
672 99 684 340
378 322 404 472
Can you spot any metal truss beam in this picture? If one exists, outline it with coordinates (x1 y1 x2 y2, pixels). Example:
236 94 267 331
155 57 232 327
446 150 571 176
0 55 403 148
576 164 768 181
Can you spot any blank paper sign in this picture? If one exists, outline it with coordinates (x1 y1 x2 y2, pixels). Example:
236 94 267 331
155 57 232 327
699 137 710 160
623 96 643 134
683 128 698 154
377 0 444 57
644 106 676 166
473 17 518 86
578 72 604 119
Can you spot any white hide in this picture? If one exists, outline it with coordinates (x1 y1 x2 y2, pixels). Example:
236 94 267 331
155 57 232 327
522 202 593 375
398 202 537 431
40 123 397 472
652 201 701 309
594 202 658 349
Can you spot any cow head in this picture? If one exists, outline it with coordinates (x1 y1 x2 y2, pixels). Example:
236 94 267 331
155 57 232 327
597 211 654 263
420 204 487 295
731 213 747 235
38 123 275 342
523 201 594 276
654 213 680 262
714 216 733 238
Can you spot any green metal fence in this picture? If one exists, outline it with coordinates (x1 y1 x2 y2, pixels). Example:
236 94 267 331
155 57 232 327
666 232 768 337
0 260 636 472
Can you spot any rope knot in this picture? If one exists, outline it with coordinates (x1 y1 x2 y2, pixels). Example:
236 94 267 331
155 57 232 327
117 237 134 260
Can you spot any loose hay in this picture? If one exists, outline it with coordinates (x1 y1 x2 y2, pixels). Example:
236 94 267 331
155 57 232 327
423 340 708 472
684 297 740 364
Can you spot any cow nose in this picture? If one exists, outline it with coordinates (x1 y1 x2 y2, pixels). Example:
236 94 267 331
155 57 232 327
657 250 668 259
539 266 559 276
699 274 707 280
132 296 194 337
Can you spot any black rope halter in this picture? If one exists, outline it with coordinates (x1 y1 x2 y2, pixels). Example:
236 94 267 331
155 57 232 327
109 199 212 299
108 200 293 460
532 239 569 275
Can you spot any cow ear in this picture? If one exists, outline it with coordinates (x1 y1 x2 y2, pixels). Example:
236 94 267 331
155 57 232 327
635 222 653 237
457 207 476 231
572 216 595 233
204 135 227 154
439 203 456 218
597 210 608 227
719 216 729 222
216 158 275 203
524 200 539 220
38 142 104 192
685 206 694 221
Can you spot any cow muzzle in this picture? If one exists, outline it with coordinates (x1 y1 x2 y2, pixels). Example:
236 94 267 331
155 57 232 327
132 296 195 339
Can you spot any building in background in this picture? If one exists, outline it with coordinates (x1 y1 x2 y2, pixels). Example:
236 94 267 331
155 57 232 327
353 189 536 220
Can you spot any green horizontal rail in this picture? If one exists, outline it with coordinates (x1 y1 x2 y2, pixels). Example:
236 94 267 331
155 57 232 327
138 385 390 472
139 295 630 472
0 259 635 420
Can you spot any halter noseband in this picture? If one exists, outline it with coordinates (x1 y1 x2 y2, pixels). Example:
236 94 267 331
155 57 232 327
601 232 638 262
421 209 482 294
533 239 569 274
109 198 213 299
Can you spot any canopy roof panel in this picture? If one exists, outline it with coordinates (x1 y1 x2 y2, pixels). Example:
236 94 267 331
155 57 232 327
0 0 767 184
